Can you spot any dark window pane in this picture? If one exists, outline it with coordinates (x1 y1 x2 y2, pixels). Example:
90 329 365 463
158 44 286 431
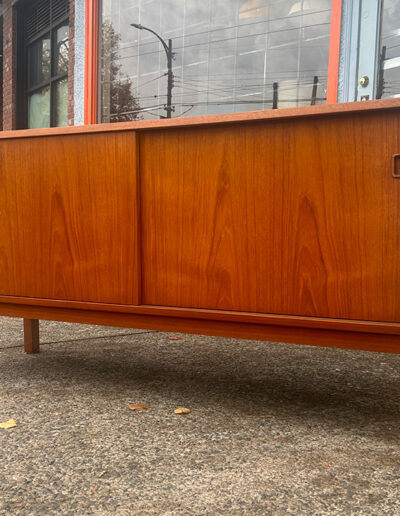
28 86 50 128
28 36 51 89
23 0 70 129
54 77 68 126
54 24 69 75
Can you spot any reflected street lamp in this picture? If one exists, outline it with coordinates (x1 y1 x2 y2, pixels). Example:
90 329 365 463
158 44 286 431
131 23 174 118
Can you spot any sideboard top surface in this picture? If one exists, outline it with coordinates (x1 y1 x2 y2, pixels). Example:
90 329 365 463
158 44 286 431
1 98 400 141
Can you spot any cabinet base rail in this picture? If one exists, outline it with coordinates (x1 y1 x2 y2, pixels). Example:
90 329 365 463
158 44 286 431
2 305 397 355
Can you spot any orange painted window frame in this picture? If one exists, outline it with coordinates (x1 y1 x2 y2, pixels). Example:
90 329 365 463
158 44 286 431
327 0 343 104
84 0 343 123
84 0 99 124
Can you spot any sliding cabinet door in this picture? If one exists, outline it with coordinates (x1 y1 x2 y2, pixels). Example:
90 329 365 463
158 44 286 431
0 131 139 305
140 111 400 322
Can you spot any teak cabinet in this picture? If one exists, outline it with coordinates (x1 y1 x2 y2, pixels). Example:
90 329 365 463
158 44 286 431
1 99 400 354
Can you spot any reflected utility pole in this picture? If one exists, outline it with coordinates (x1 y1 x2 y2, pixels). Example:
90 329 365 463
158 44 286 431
131 23 174 118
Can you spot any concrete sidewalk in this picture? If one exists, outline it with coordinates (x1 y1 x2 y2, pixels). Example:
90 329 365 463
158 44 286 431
0 317 399 515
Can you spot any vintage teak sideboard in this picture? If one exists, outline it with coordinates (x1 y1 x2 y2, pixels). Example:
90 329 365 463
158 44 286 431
0 99 400 354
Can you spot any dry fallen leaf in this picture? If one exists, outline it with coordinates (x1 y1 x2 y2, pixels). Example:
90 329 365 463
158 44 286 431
169 336 183 341
0 419 16 429
174 407 191 415
128 404 150 411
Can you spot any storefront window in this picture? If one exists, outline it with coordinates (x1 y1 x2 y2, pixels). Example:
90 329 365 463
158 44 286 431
99 0 332 122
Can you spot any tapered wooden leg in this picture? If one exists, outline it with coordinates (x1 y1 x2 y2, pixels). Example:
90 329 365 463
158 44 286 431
24 319 40 354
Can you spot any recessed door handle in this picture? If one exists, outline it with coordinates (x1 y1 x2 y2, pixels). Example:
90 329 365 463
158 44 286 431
393 155 400 178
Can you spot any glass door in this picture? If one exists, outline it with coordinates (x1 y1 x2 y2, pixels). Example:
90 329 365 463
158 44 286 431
356 0 400 101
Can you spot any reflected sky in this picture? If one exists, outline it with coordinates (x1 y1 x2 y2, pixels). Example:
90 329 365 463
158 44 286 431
100 0 332 121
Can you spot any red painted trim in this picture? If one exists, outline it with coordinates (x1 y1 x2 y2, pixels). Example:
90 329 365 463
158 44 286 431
327 0 343 104
84 0 99 124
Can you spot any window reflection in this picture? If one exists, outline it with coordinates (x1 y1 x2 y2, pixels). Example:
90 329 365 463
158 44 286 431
28 86 50 128
377 0 400 99
100 0 331 122
54 77 69 126
28 37 51 89
55 25 69 76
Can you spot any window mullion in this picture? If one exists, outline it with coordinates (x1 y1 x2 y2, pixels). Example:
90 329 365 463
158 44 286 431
356 0 382 100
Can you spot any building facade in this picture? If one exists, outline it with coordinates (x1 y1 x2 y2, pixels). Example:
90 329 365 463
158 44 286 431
1 0 399 130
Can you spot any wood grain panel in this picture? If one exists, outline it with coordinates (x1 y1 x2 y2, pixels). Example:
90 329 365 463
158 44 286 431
0 132 139 304
140 111 400 322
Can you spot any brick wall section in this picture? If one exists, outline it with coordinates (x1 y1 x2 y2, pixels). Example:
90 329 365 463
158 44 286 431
1 0 76 131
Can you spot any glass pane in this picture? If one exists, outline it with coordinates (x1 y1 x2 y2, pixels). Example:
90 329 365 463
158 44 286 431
99 0 332 122
54 77 69 126
28 86 50 129
378 0 400 99
28 37 51 89
54 25 69 76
